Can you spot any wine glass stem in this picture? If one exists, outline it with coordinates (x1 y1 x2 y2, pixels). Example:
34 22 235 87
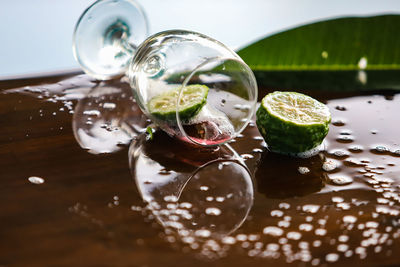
104 19 137 57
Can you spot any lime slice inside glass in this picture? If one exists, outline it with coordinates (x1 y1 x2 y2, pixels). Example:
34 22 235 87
256 91 331 153
148 84 209 123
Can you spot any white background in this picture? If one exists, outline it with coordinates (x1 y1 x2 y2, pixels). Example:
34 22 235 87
1 0 399 78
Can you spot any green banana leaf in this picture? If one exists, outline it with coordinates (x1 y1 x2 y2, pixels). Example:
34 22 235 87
237 15 400 91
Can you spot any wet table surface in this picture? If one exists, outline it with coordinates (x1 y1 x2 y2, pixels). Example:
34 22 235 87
1 72 400 267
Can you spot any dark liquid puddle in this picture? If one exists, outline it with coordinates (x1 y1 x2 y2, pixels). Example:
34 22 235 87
1 74 400 266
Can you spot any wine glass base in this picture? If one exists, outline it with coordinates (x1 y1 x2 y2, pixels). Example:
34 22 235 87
73 0 148 80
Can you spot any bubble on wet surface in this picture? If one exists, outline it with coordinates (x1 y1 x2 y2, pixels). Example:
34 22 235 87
263 226 283 237
164 195 178 202
335 105 347 111
194 229 211 238
332 196 344 203
328 174 354 185
331 118 346 126
102 102 116 109
325 253 339 262
298 166 310 174
205 207 221 216
278 203 290 210
241 154 254 160
336 134 354 143
330 149 350 158
322 159 338 171
315 228 327 236
392 150 400 156
302 205 320 214
299 224 313 232
221 236 236 245
286 231 302 240
270 210 283 217
252 148 263 153
348 145 364 153
83 110 101 116
371 145 390 154
342 215 357 224
28 176 45 184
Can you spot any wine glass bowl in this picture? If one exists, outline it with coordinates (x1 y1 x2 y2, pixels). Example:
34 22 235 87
128 30 258 146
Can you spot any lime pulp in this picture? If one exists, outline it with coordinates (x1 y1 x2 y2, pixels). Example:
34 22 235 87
148 84 209 123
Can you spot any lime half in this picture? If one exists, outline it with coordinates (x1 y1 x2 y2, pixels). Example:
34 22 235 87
256 91 331 153
148 84 209 123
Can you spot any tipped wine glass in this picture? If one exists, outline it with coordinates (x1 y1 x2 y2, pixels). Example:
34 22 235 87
73 0 258 146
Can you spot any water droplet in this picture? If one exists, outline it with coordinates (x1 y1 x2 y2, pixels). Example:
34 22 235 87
28 176 44 184
83 110 101 116
236 234 247 241
343 215 357 224
163 195 178 202
332 196 344 203
335 106 347 111
348 145 363 153
313 240 322 247
215 196 225 202
371 145 389 154
102 102 116 109
241 154 254 159
330 149 350 158
263 226 283 236
298 166 310 174
328 175 353 185
299 223 313 232
266 243 280 252
338 235 349 242
200 186 209 191
271 210 284 217
332 119 346 126
336 135 354 143
302 204 320 213
222 236 236 244
205 207 221 216
234 104 251 111
279 202 290 209
322 160 337 172
365 221 379 228
206 196 214 201
315 228 327 236
287 231 302 240
326 253 340 262
358 57 368 69
278 220 290 228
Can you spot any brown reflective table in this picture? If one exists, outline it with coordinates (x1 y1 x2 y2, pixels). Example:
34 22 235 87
1 72 400 267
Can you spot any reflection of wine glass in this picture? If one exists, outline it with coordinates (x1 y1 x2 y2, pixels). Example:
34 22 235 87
73 0 257 146
72 82 149 154
128 131 254 239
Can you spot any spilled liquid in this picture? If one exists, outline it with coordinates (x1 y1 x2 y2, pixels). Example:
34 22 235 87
1 73 400 266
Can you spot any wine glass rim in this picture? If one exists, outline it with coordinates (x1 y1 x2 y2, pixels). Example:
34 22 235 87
176 56 258 147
